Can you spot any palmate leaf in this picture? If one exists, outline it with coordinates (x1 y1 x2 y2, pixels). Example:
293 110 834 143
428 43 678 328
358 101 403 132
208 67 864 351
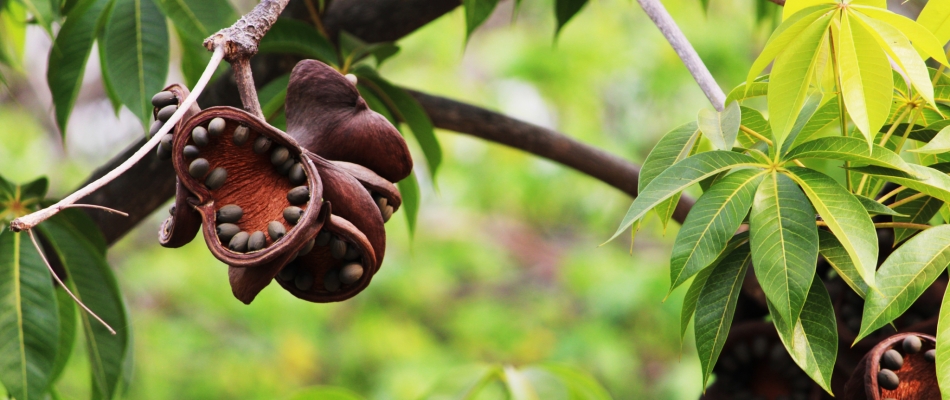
818 229 868 298
669 169 763 293
750 172 818 333
856 6 949 66
836 12 893 147
786 167 877 289
639 122 701 230
857 224 950 342
697 101 740 151
784 137 914 173
747 5 834 89
767 275 837 394
694 242 750 387
608 151 763 242
850 164 950 204
0 230 59 400
937 284 950 399
917 0 950 45
891 191 941 245
782 0 834 21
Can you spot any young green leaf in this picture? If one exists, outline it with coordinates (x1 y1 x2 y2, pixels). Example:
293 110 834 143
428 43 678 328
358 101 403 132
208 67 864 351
784 137 915 173
786 167 877 289
782 0 834 21
258 18 338 66
852 11 937 108
0 1 28 70
747 5 834 87
100 0 169 124
937 284 950 399
554 0 588 36
767 275 838 394
836 13 893 147
850 164 950 204
891 191 941 245
750 172 818 332
697 101 741 151
0 230 59 400
818 229 868 298
608 151 763 243
639 122 701 230
856 6 950 66
857 224 950 342
463 0 499 41
669 169 763 292
397 171 420 237
917 0 950 45
694 242 751 387
726 81 767 105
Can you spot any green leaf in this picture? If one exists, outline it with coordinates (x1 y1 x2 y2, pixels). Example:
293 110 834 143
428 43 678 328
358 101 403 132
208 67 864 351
917 0 950 45
357 84 395 124
15 0 54 33
287 386 365 400
397 171 420 237
698 101 741 151
818 229 868 298
48 287 76 385
749 172 818 332
856 224 950 342
748 5 834 87
782 0 834 21
38 211 131 400
836 13 893 146
856 6 950 66
462 0 498 41
911 124 950 154
854 194 903 217
154 0 234 41
768 12 833 150
852 11 937 108
258 18 338 66
767 275 838 393
100 0 169 124
738 106 771 148
609 151 763 242
784 137 915 172
891 191 941 245
257 73 289 121
786 167 877 289
694 243 750 387
554 0 587 36
639 122 701 230
680 266 712 343
47 0 111 135
725 81 767 104
0 1 27 69
0 230 59 400
669 169 763 292
849 164 950 204
937 283 950 399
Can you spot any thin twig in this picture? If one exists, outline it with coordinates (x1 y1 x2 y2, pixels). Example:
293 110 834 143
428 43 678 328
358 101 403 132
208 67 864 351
28 230 117 335
231 58 264 118
9 47 225 232
61 204 128 217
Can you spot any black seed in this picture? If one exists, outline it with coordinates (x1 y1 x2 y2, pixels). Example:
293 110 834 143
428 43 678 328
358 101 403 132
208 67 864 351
295 272 313 291
268 221 286 241
903 336 922 354
188 158 210 179
253 136 272 154
297 239 315 257
270 146 289 166
287 186 309 205
156 143 171 160
149 120 162 136
925 349 936 362
877 369 899 390
344 244 359 261
205 167 227 190
151 91 177 108
229 231 249 252
216 204 243 223
192 126 209 146
183 145 200 158
330 237 346 259
278 158 295 175
323 270 340 292
382 205 394 222
277 264 297 281
340 263 363 285
283 206 303 225
248 231 266 251
217 223 241 243
159 134 173 152
881 349 903 370
208 117 226 136
288 163 305 185
315 231 331 246
232 126 249 145
157 104 177 121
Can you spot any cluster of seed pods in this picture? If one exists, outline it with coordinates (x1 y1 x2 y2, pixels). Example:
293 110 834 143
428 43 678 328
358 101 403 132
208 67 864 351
153 60 412 304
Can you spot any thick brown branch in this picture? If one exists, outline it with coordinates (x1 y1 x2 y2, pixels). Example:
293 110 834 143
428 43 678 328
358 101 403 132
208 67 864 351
407 90 695 225
204 0 290 60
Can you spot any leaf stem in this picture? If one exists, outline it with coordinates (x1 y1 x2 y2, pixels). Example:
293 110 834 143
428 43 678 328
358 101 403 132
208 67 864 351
876 185 907 203
816 221 931 230
739 124 773 146
877 106 911 147
887 191 927 209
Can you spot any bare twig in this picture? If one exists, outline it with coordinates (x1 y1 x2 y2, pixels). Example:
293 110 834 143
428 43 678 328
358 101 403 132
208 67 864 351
231 58 264 118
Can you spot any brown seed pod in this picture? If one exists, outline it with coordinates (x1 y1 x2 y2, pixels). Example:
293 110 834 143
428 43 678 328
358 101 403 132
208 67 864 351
155 84 202 249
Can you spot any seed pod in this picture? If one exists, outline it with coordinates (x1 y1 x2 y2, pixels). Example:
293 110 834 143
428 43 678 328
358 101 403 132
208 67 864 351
296 272 314 291
283 206 303 225
151 91 177 108
315 231 331 246
382 205 394 222
216 204 243 223
925 349 936 362
233 126 249 145
903 336 922 354
229 231 250 252
340 263 363 285
288 163 305 185
183 145 200 159
271 146 290 166
880 349 903 370
217 223 240 243
323 270 340 292
189 158 210 179
287 186 309 205
157 105 177 121
156 143 171 160
248 231 266 251
278 158 295 175
253 136 272 154
192 126 210 147
149 120 162 136
344 244 359 260
205 167 228 190
159 134 173 152
297 238 315 257
208 117 226 136
277 264 297 281
330 237 347 259
268 221 286 241
877 369 899 390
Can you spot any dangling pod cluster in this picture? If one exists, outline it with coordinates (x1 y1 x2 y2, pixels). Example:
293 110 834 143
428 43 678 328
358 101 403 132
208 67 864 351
153 60 412 304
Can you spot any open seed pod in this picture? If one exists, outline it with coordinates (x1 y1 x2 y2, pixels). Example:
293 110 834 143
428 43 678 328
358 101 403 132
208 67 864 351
843 333 939 400
154 84 203 248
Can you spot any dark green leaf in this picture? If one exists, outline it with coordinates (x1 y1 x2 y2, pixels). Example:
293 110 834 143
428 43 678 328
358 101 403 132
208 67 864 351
259 18 338 66
784 137 915 173
258 73 289 122
695 243 750 386
463 0 498 41
639 122 700 230
767 275 837 393
397 171 420 238
818 229 868 298
937 283 950 399
15 0 54 33
892 191 941 244
854 194 903 217
154 0 234 41
788 97 840 149
554 0 587 36
679 231 750 342
48 287 76 384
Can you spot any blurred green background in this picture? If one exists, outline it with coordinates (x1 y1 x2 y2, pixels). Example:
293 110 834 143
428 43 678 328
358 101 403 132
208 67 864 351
0 0 778 398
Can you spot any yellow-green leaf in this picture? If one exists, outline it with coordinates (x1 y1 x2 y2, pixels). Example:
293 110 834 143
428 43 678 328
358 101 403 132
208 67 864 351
782 0 834 21
916 0 950 48
836 13 893 147
852 11 936 108
854 6 949 66
747 5 835 88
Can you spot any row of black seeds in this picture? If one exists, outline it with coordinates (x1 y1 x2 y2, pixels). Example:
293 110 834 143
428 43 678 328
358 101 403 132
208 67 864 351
152 91 179 160
876 335 935 393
